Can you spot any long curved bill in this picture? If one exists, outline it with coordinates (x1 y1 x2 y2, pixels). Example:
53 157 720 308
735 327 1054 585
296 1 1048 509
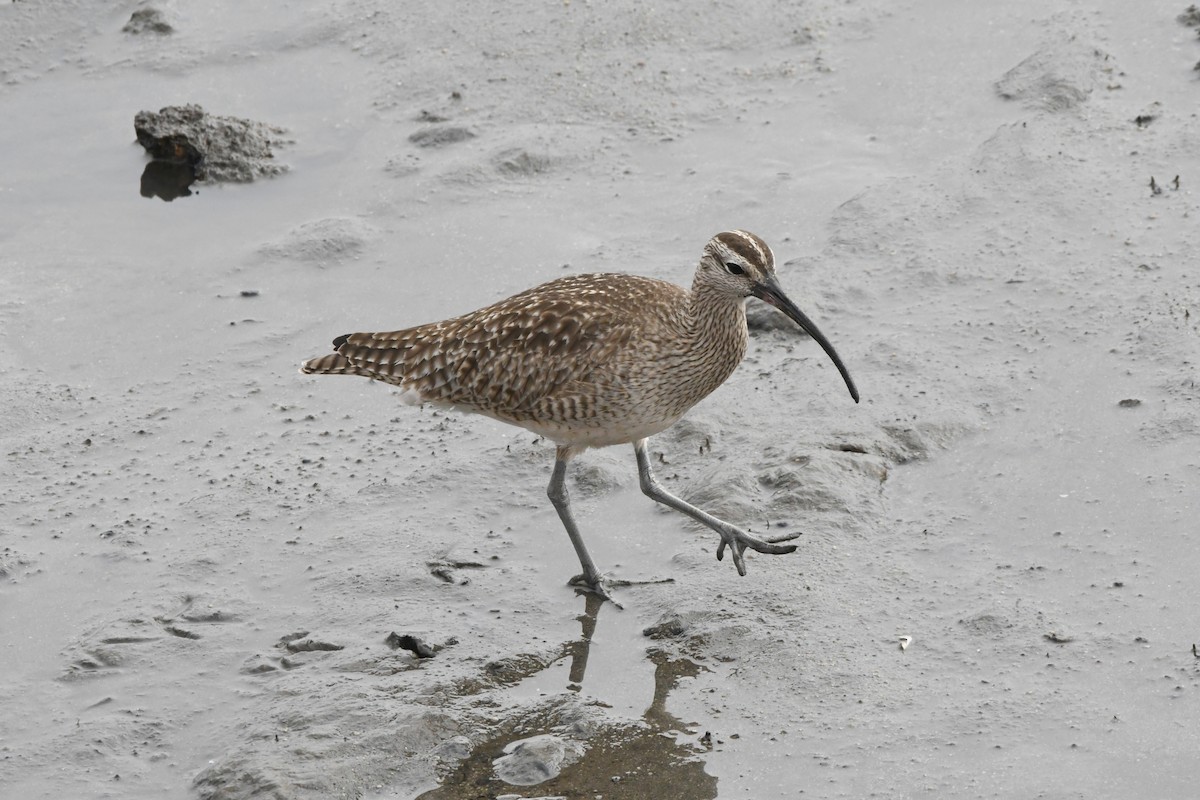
752 275 860 403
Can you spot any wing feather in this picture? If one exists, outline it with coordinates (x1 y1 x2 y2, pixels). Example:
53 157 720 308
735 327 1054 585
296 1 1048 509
301 274 684 424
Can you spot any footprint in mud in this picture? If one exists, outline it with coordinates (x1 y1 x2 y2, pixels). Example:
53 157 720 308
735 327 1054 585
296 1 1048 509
61 595 238 678
238 630 344 675
241 627 456 675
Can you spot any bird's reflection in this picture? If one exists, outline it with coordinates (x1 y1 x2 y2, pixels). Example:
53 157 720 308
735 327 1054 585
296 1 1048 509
564 592 706 733
553 591 716 798
564 592 605 691
419 591 716 800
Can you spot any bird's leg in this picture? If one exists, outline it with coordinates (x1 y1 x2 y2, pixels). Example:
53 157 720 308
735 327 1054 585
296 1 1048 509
547 446 618 604
634 438 800 577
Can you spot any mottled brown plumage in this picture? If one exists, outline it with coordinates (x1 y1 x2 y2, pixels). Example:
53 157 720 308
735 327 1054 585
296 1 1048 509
302 231 858 600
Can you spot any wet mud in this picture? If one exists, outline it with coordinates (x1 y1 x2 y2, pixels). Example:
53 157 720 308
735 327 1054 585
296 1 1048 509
2 0 1199 798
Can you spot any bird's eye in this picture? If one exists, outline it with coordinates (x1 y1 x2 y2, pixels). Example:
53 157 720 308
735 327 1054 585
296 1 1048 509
724 262 745 276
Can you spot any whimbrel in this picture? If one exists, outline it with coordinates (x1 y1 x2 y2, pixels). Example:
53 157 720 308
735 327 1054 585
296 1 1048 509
301 231 858 599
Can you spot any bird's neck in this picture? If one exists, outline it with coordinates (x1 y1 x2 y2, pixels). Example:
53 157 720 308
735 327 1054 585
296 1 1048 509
685 278 749 355
627 276 749 420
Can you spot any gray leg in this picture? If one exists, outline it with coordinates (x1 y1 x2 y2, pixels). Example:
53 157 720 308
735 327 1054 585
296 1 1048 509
547 446 613 600
634 438 800 577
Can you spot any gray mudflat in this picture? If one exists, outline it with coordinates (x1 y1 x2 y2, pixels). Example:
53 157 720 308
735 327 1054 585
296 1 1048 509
1 1 1198 798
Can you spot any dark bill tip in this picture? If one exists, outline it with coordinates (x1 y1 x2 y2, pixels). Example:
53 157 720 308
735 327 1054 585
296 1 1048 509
752 278 860 403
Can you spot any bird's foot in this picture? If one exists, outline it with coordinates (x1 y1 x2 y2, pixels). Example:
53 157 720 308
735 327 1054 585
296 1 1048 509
713 525 800 576
568 573 624 609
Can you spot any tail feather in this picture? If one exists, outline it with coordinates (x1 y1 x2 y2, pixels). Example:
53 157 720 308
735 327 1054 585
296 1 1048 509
301 338 408 387
300 351 359 375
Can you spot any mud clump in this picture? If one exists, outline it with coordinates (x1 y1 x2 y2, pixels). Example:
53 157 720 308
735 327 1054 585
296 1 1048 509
133 104 291 184
386 632 438 658
122 8 174 35
256 217 374 265
643 615 688 639
409 126 476 148
493 148 554 177
993 43 1110 111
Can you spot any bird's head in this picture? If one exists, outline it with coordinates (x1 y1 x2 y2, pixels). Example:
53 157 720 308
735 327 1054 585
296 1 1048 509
699 229 778 296
700 230 860 404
